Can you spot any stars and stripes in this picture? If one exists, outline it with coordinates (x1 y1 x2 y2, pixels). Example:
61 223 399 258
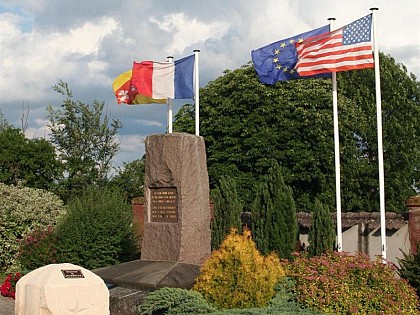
295 14 374 76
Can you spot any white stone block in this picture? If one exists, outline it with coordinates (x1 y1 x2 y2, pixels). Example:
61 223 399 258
15 263 109 315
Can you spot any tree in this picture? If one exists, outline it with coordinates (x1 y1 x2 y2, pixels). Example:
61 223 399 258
0 109 10 130
308 199 335 257
338 54 420 211
0 126 62 190
174 54 420 213
210 176 242 249
252 160 297 259
47 80 122 199
109 156 146 200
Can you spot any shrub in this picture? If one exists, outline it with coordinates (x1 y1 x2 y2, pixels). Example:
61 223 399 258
194 229 285 309
286 251 420 314
17 226 62 271
308 199 335 257
138 287 217 315
137 284 327 315
0 183 65 272
53 186 139 269
0 272 22 299
398 244 420 298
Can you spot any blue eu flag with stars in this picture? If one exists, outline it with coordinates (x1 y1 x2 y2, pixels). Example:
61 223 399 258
251 25 331 84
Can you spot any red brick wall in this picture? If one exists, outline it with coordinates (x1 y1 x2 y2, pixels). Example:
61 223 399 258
132 197 145 240
407 195 420 254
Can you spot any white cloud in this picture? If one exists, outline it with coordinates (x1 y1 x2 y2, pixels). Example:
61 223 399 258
0 15 119 103
133 119 163 127
149 13 230 54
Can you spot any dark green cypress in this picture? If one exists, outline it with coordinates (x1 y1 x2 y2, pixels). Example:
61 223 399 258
252 160 298 259
211 176 242 250
397 244 420 298
308 199 335 257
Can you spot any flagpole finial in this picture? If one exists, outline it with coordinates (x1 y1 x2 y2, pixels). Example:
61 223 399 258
193 49 200 52
370 7 379 11
328 17 336 21
167 56 174 59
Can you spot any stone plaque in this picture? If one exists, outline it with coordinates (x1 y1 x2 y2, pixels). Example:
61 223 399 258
150 187 178 222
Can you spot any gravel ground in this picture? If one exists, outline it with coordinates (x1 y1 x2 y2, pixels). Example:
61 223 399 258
0 295 14 315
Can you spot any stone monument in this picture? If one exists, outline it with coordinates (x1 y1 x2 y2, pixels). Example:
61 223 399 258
141 133 211 265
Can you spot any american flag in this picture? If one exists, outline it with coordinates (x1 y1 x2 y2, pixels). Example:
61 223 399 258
295 14 374 76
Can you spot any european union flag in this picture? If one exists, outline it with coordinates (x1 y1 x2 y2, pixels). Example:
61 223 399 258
251 25 331 84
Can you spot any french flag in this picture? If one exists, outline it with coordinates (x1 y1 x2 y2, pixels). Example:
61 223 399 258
131 54 195 100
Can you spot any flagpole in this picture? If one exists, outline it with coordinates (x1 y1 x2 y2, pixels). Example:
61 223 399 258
194 49 200 136
167 56 174 133
327 17 343 252
371 7 387 261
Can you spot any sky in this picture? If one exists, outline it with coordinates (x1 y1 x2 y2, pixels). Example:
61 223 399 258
1 0 419 171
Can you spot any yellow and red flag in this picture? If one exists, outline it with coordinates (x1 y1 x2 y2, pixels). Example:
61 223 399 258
112 70 166 105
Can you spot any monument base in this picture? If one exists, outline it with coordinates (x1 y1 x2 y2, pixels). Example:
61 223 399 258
94 259 202 315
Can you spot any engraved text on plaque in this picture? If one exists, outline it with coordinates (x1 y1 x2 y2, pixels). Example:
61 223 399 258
150 187 178 222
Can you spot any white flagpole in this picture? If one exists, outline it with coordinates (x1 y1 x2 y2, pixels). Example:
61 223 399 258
194 49 200 136
371 7 387 261
167 56 174 133
328 17 343 252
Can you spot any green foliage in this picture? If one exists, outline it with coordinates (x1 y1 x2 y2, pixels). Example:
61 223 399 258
138 287 217 315
308 199 335 257
286 251 420 314
0 183 65 272
194 229 285 309
137 281 327 315
337 54 420 211
252 160 297 259
47 80 122 200
0 109 10 130
0 126 63 190
53 186 139 269
174 55 420 213
211 176 243 250
398 245 420 298
17 226 61 271
109 156 146 200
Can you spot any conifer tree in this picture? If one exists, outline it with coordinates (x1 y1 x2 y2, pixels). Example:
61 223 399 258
308 199 335 257
252 160 298 259
211 176 242 249
398 244 420 298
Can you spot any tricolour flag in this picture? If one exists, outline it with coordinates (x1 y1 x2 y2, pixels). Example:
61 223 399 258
131 54 195 99
112 70 166 105
251 25 331 84
295 14 374 76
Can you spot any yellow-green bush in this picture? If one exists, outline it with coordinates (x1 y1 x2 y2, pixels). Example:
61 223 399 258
194 229 284 309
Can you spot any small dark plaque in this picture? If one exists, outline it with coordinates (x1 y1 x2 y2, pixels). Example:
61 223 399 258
61 269 84 279
150 187 178 223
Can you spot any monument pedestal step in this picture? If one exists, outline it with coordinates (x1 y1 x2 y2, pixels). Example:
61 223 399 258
93 259 202 314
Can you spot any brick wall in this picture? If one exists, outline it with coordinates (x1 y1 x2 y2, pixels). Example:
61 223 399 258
407 195 420 254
